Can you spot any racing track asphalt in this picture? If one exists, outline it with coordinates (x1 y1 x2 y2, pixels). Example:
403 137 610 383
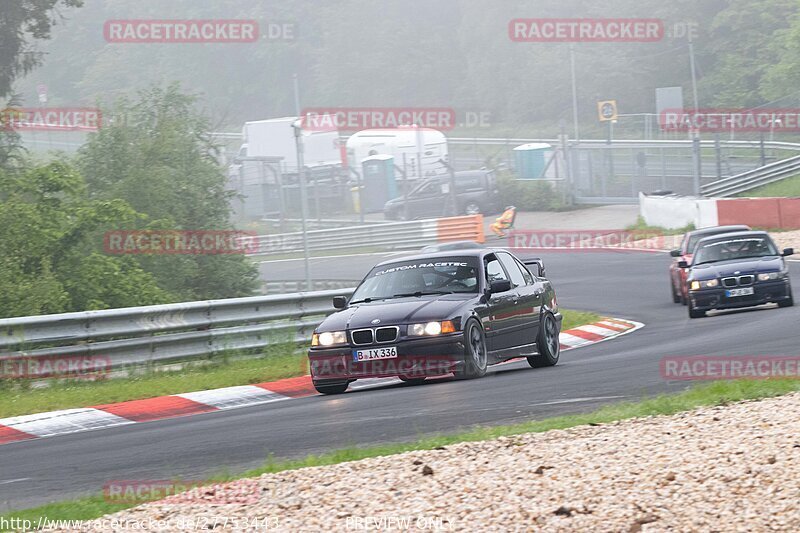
2 251 799 511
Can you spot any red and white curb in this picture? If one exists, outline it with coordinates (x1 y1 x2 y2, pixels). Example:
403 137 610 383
0 318 643 446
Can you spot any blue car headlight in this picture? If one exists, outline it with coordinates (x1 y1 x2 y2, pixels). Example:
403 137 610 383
690 279 719 290
757 272 786 281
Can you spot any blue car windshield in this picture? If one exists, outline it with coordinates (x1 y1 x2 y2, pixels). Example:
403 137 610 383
351 257 479 303
694 237 777 265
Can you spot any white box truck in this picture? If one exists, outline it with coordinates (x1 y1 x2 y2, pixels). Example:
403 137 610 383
237 116 342 173
345 126 449 179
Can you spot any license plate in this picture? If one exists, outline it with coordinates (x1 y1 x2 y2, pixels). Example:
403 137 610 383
353 346 397 362
726 287 754 297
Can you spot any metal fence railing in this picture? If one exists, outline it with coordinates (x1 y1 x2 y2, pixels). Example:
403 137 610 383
0 289 355 378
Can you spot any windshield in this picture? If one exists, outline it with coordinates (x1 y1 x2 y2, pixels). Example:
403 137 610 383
685 228 747 254
351 257 479 302
693 237 778 265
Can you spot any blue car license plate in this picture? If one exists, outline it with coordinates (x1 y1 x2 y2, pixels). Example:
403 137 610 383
726 287 754 297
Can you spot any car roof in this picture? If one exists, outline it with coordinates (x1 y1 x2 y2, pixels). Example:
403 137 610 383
687 225 750 237
694 230 771 246
373 248 498 267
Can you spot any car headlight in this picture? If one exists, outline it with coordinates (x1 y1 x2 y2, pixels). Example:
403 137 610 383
408 320 456 336
690 279 719 290
758 272 785 281
311 331 347 347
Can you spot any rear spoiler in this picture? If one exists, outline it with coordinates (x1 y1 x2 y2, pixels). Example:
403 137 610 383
522 258 546 278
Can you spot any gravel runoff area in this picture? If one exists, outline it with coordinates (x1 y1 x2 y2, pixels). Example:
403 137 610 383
81 393 800 532
773 230 800 253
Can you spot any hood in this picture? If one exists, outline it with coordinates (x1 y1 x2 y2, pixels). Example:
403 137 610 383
384 196 406 208
690 256 783 280
316 293 472 331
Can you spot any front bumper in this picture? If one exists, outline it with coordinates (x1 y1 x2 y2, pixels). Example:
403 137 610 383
308 334 466 383
690 280 792 311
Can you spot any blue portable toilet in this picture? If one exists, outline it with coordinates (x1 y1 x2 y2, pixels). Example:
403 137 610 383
361 155 398 213
513 143 551 179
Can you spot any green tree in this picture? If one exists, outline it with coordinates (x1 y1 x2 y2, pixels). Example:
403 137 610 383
78 85 259 301
0 161 170 317
0 0 83 98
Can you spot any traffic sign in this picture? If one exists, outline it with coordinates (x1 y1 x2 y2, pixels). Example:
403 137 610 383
36 84 47 105
597 100 618 122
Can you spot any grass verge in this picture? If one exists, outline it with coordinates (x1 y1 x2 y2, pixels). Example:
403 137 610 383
4 377 800 522
0 309 599 419
739 174 800 197
626 215 693 236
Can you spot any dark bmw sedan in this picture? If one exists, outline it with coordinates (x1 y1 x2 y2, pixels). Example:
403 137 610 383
681 231 794 318
308 249 562 394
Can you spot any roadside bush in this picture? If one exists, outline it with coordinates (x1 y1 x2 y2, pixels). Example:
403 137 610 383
497 171 563 211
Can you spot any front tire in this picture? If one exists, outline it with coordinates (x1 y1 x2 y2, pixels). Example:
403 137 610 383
671 280 681 303
688 300 706 319
778 289 794 308
313 382 349 395
528 312 561 368
454 319 488 379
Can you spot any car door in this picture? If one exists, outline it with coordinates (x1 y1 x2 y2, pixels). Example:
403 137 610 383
483 254 520 353
497 252 539 348
408 179 443 218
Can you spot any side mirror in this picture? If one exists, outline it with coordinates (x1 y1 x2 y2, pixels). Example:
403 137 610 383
677 260 689 269
783 248 794 257
332 296 348 309
669 249 681 257
488 279 512 296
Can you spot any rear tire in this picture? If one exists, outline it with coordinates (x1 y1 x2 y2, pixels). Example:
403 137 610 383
464 202 482 215
313 382 349 395
454 319 487 379
528 312 561 368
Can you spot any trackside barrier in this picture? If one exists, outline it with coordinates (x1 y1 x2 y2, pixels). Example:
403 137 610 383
701 155 800 197
248 215 484 256
0 289 355 378
640 193 800 230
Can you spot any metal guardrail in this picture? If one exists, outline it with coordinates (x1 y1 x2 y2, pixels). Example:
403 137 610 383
0 289 355 377
262 280 359 294
450 137 800 151
701 154 800 197
248 215 484 256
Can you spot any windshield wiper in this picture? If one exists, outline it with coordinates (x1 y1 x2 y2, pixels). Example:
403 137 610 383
392 291 453 298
